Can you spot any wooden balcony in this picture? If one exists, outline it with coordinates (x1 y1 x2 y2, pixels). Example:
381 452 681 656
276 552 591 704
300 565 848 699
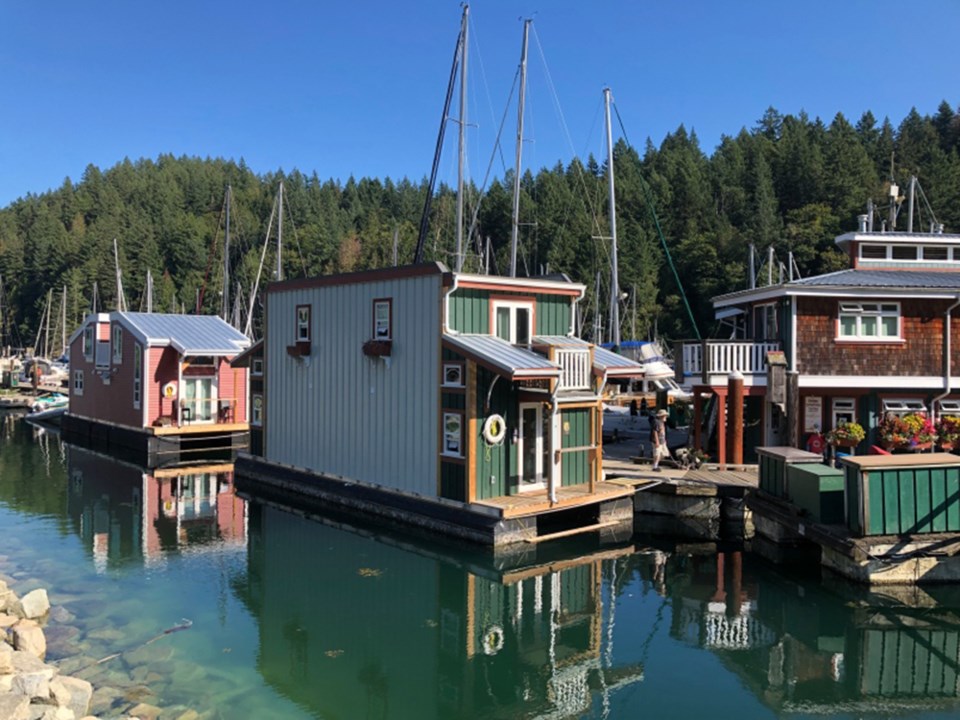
678 340 781 387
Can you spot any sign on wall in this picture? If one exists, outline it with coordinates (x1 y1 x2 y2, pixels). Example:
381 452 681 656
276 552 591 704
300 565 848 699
804 396 823 433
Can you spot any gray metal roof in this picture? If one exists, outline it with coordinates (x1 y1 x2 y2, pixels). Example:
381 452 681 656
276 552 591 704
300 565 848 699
593 345 645 377
532 335 590 347
120 313 251 355
443 334 560 380
792 269 960 289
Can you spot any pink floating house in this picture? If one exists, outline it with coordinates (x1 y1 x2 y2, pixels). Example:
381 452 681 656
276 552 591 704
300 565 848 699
64 312 251 462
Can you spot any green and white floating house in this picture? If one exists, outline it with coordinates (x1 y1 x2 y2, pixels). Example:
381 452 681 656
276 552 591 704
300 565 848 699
235 262 646 546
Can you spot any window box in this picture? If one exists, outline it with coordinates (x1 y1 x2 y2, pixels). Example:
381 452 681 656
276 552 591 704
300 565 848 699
363 339 392 357
286 341 311 357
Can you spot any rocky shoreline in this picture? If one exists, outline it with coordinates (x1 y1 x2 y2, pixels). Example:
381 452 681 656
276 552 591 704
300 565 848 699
1 579 200 720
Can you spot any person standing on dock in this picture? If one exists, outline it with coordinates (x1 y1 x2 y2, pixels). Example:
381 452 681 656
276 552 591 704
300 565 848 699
650 408 668 471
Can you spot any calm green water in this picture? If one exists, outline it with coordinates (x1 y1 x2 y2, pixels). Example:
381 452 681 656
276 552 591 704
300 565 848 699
2 415 960 719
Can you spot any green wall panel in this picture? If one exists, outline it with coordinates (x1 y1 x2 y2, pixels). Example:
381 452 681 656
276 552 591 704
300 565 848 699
561 407 591 487
440 462 466 502
474 367 516 500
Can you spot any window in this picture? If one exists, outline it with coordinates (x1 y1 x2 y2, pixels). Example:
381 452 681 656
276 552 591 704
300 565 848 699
492 299 533 345
252 394 263 426
838 302 900 340
860 245 887 260
442 412 463 457
937 399 960 414
251 357 263 376
442 362 464 387
892 245 917 261
296 305 311 342
83 327 94 362
73 370 84 396
133 343 142 409
882 398 926 416
753 303 778 340
832 397 856 430
112 325 123 363
923 246 949 261
373 298 392 340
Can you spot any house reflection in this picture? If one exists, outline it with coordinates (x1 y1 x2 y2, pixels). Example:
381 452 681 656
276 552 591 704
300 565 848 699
232 501 645 720
66 444 246 569
666 548 960 714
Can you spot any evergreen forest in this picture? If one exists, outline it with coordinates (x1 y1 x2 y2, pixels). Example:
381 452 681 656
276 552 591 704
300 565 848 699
1 102 959 352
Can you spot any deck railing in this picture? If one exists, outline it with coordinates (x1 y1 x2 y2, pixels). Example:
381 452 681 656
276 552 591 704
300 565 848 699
180 397 239 425
679 341 780 385
555 348 592 391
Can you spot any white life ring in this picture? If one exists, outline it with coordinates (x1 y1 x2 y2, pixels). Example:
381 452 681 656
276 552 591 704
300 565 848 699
482 414 507 445
482 624 504 656
162 381 178 399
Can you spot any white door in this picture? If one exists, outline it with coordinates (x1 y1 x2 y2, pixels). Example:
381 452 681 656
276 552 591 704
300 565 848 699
518 403 547 492
184 377 216 424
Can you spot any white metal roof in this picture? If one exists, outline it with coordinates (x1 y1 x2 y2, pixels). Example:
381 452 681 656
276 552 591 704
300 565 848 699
69 312 250 356
443 334 561 380
592 345 645 378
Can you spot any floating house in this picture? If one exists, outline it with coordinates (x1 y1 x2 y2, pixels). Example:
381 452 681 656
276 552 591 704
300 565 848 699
678 217 960 462
63 312 251 462
235 263 645 546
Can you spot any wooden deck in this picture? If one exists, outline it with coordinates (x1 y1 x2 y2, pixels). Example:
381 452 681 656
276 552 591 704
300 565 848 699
151 422 249 436
603 455 758 496
472 481 634 519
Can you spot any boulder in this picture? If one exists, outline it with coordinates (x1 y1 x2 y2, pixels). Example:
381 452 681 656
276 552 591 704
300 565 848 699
0 590 17 614
19 590 50 620
34 707 76 720
0 692 31 720
10 649 56 678
49 676 93 719
0 641 13 673
11 668 50 700
0 613 19 629
11 620 46 660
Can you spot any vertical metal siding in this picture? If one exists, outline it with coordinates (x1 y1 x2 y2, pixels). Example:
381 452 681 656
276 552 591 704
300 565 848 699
535 294 572 336
265 275 441 496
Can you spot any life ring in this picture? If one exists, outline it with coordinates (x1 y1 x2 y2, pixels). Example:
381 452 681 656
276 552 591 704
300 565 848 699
163 381 178 399
806 433 825 455
482 414 507 445
482 624 504 656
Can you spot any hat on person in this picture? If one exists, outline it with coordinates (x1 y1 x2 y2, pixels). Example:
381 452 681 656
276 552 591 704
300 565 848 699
656 409 668 418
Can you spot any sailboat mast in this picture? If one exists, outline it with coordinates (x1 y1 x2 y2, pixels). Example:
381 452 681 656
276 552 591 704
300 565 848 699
509 19 531 278
603 88 621 348
223 184 232 321
454 5 469 272
61 285 67 357
44 289 52 358
146 269 153 313
276 182 284 281
113 238 127 312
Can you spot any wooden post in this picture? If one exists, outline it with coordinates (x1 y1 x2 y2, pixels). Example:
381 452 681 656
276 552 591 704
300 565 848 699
716 388 727 466
727 371 744 466
787 370 800 448
693 391 703 451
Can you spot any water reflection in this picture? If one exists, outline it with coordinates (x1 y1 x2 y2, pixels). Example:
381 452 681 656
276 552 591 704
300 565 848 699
662 548 960 716
65 444 246 570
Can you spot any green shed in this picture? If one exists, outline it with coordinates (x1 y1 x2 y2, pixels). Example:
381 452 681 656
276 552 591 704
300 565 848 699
785 462 844 524
842 453 960 537
756 446 825 500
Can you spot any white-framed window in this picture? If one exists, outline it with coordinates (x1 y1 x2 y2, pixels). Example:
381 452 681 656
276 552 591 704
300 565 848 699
73 369 84 396
882 398 927 416
837 302 900 340
831 397 856 430
860 244 887 260
937 399 960 414
492 299 533 345
296 305 311 342
133 343 142 409
753 303 778 340
112 325 123 363
251 357 263 376
251 394 263 426
83 327 94 362
373 298 392 340
442 411 463 458
442 362 464 388
923 246 949 261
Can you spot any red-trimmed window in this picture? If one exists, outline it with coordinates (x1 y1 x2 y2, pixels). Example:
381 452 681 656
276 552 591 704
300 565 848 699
373 298 392 340
296 305 311 342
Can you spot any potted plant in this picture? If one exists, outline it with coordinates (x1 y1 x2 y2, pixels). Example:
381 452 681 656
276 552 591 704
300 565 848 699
902 412 936 450
877 412 912 450
937 415 960 451
825 420 865 448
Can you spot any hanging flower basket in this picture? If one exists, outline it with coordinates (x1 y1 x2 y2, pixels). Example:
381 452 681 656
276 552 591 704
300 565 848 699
825 421 865 448
362 339 392 358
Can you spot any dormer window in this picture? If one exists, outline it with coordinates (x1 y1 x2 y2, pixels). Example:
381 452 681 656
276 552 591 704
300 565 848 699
492 299 533 345
861 245 886 259
923 246 949 261
891 246 917 261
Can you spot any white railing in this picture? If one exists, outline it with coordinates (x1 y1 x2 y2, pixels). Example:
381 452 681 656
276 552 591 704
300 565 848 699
681 341 780 382
556 348 592 391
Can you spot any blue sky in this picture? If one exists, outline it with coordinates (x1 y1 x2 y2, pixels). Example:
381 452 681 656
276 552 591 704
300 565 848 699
2 0 958 206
